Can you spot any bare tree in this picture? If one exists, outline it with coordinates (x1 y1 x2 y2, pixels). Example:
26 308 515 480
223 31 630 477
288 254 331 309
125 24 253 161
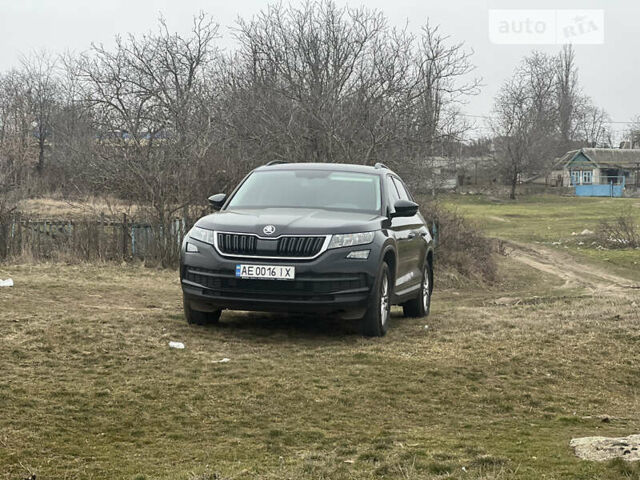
0 72 29 256
521 51 558 171
225 0 478 187
74 15 218 200
20 50 59 174
490 46 613 198
556 44 579 151
0 2 478 215
71 14 220 263
51 52 96 190
491 53 558 199
0 70 35 187
574 101 611 147
555 45 612 150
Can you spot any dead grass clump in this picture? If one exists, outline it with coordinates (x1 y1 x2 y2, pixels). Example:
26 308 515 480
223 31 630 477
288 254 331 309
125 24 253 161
597 211 639 249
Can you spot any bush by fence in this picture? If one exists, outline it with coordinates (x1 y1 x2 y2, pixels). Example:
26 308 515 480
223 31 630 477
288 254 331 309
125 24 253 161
420 200 500 284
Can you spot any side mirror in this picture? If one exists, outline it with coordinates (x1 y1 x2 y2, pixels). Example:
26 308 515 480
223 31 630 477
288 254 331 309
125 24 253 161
208 193 227 211
392 199 419 218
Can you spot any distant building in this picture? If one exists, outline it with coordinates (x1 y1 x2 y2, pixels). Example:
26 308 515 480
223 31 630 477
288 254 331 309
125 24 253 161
416 156 494 193
558 148 640 197
426 157 458 191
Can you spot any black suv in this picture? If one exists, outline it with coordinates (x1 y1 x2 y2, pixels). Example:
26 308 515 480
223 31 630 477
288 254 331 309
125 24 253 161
180 162 433 336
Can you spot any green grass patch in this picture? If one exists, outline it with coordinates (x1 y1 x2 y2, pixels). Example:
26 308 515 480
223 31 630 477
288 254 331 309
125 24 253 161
442 194 640 242
440 194 640 281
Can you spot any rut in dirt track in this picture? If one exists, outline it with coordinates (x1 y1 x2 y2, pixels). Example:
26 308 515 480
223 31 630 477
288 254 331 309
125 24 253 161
505 241 640 293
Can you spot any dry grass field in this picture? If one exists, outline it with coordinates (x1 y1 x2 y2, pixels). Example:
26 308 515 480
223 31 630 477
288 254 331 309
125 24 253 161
1 195 640 480
17 196 142 221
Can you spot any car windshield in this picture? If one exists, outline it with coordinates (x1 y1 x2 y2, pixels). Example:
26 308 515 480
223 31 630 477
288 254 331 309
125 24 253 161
227 169 382 213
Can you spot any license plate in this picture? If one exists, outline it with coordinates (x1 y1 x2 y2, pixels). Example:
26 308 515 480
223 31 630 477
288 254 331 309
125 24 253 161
235 264 295 280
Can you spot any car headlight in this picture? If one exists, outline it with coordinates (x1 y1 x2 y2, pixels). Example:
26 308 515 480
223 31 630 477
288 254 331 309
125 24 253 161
188 226 215 245
328 231 375 249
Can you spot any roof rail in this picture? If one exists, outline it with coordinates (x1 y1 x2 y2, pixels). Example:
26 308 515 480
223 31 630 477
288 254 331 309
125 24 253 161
374 162 389 170
265 160 289 166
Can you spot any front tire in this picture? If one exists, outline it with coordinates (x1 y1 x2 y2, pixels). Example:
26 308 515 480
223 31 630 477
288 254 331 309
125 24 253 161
402 261 432 318
361 262 391 337
183 295 222 325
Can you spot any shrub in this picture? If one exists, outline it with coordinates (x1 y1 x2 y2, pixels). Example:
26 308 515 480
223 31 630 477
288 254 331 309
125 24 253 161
420 199 499 283
597 211 639 249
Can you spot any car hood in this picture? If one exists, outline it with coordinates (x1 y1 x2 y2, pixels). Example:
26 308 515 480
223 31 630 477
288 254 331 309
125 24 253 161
195 208 385 236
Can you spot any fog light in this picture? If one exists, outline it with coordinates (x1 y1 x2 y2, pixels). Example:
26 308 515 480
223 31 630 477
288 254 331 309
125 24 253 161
346 250 370 259
186 242 199 253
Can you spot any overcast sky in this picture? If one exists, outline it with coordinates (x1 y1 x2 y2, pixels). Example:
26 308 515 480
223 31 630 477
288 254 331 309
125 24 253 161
1 0 638 140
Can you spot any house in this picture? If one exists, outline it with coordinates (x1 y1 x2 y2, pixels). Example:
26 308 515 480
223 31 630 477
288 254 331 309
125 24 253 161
427 157 459 191
413 156 494 193
559 148 640 197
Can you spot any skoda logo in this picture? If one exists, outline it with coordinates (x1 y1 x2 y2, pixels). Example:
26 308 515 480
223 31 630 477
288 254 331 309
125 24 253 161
263 225 276 235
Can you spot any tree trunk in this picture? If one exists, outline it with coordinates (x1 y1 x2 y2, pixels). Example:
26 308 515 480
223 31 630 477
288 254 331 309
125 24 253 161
37 137 45 174
510 171 518 200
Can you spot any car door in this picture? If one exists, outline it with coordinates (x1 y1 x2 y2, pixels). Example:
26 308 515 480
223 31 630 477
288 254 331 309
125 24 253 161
385 175 416 292
390 176 426 292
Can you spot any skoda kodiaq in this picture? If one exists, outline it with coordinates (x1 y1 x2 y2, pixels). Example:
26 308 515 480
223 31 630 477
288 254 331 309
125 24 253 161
180 162 434 336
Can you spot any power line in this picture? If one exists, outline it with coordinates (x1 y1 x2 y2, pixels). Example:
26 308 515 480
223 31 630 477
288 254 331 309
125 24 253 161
459 113 637 125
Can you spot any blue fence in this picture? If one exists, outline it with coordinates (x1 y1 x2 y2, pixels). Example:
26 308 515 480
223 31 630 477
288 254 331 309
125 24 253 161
574 176 625 198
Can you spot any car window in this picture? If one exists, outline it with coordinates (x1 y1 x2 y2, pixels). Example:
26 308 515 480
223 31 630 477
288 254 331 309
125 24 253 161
227 169 382 214
386 175 400 205
391 177 412 201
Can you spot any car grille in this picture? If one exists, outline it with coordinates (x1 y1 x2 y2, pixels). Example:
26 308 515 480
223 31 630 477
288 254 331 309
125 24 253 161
183 267 369 301
217 233 257 255
276 236 325 257
217 233 326 258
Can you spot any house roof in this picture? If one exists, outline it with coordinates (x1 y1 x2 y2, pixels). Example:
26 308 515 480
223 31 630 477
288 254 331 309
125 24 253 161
561 148 640 169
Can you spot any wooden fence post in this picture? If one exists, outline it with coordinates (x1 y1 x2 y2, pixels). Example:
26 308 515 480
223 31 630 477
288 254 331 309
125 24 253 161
25 218 30 257
131 225 136 257
122 213 128 260
16 213 22 258
38 221 43 259
99 212 105 260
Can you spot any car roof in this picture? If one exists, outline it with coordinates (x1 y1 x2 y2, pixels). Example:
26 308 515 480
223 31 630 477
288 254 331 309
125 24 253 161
254 162 395 176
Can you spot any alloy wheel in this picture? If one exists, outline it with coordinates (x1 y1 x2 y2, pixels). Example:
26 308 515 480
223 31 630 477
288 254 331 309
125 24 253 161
422 266 430 311
380 274 390 326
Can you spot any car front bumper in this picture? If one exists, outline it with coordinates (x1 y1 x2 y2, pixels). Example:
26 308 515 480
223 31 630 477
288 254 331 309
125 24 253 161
180 239 381 317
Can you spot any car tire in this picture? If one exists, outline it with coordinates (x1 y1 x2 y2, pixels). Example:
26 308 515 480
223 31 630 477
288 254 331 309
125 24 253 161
183 295 222 325
402 261 432 318
361 262 391 337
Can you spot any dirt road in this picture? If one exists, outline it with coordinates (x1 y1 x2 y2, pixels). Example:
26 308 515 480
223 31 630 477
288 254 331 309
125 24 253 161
506 241 640 294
